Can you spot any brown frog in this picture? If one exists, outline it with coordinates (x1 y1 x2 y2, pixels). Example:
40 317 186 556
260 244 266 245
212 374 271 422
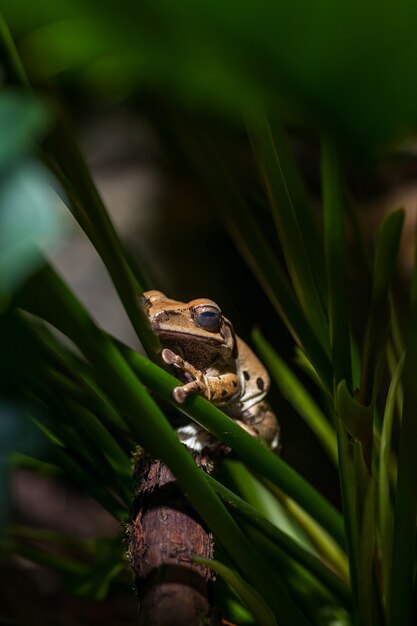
141 290 279 452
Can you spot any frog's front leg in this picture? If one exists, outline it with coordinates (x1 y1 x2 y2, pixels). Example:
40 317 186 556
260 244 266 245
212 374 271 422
162 348 240 405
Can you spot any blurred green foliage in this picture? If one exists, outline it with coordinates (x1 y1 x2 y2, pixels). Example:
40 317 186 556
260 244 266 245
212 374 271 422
0 91 64 307
2 0 417 153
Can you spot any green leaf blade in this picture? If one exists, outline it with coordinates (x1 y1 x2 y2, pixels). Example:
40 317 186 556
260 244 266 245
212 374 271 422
253 328 338 465
249 110 329 351
195 557 278 626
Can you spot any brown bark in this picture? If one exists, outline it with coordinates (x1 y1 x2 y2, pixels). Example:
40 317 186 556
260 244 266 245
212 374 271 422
127 451 220 625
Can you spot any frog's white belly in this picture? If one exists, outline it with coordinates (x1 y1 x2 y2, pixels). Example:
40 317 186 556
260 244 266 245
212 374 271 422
177 423 216 452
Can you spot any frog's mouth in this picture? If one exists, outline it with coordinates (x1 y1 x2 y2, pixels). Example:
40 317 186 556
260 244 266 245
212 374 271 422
155 329 224 346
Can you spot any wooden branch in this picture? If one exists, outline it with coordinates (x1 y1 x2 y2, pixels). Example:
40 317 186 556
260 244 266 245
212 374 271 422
127 451 221 625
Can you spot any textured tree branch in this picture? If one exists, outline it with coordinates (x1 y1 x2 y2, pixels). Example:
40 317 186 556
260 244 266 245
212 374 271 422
127 451 220 626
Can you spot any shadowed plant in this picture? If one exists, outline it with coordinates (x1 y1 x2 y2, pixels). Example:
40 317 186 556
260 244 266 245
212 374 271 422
1 4 417 625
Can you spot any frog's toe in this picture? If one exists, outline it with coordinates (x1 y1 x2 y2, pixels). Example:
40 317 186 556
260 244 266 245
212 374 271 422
162 348 178 364
173 386 188 403
234 419 258 438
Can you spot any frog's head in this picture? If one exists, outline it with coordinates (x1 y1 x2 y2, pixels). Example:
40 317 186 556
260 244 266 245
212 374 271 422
141 290 237 361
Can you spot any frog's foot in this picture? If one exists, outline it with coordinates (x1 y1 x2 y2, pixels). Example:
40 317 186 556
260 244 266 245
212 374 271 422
161 348 201 379
233 419 259 439
162 349 208 403
239 402 280 451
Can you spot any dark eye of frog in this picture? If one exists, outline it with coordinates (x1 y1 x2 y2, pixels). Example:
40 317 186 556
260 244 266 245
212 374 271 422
192 304 222 333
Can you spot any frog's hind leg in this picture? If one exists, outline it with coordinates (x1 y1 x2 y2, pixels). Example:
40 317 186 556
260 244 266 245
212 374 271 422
237 401 280 451
172 380 205 403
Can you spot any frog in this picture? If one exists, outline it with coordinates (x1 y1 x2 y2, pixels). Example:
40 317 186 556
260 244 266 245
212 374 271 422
141 290 279 452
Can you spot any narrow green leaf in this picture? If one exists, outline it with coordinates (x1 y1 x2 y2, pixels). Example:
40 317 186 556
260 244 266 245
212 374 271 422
389 296 405 361
240 523 347 625
195 557 278 626
222 459 313 548
9 526 126 599
357 472 376 626
379 353 404 607
205 473 351 607
336 423 360 626
62 401 133 503
9 452 62 478
226 201 333 390
45 106 158 357
0 14 31 90
0 159 66 305
0 22 157 356
359 209 404 406
250 111 325 296
0 92 47 170
249 109 329 350
30 320 132 437
389 248 417 626
321 137 352 389
6 536 127 599
43 365 133 450
50 445 128 521
336 381 372 464
253 328 338 465
26 382 132 505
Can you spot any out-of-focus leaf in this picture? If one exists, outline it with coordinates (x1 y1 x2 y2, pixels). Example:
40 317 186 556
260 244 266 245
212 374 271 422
336 381 372 454
0 90 65 306
4 1 417 153
0 160 65 304
8 531 127 599
389 249 417 626
249 110 328 347
67 537 125 599
0 92 48 169
336 424 360 621
0 404 44 534
357 474 375 626
195 557 278 626
379 353 404 604
322 138 351 388
359 210 404 406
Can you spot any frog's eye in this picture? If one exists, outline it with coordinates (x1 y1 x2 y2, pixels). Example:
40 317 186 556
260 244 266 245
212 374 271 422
192 304 222 332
